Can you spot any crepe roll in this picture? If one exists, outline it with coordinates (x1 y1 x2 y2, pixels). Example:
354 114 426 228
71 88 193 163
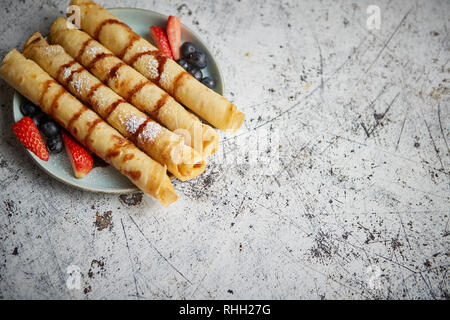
68 0 245 133
51 18 219 157
0 49 177 206
23 33 206 181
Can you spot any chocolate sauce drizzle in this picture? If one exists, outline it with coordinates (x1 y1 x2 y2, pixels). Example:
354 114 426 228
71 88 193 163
104 99 126 119
126 80 149 101
76 38 94 61
93 19 130 39
64 67 84 87
108 62 125 81
87 52 114 71
40 68 139 174
55 60 77 81
72 31 174 123
49 87 66 117
86 82 103 103
105 135 132 162
39 80 58 107
117 33 140 59
84 118 102 147
39 78 96 147
154 54 168 84
151 93 169 118
126 50 168 85
67 105 89 132
171 71 190 98
127 50 158 67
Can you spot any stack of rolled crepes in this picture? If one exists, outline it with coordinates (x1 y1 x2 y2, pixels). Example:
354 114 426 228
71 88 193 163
0 49 177 206
0 0 245 206
50 17 220 157
68 0 245 133
22 32 205 182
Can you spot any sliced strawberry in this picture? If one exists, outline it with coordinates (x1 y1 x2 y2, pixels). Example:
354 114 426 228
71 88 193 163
167 16 181 60
62 131 93 178
149 26 174 59
13 116 49 161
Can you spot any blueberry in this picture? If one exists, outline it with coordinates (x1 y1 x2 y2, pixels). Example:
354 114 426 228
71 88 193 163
47 134 63 154
184 63 193 72
31 112 45 127
177 58 190 70
41 120 60 138
201 76 216 89
181 42 196 58
188 51 207 69
20 100 39 117
189 68 203 81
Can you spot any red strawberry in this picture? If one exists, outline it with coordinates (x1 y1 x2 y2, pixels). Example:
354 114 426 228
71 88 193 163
12 116 49 161
167 16 181 60
62 131 93 178
149 26 174 59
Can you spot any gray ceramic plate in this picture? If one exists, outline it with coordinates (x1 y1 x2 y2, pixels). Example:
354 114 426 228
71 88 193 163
12 7 223 193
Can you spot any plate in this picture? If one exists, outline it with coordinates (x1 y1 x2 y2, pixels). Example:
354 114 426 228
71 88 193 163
12 7 224 193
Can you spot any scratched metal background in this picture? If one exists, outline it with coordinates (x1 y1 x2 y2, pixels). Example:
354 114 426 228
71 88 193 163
0 0 448 299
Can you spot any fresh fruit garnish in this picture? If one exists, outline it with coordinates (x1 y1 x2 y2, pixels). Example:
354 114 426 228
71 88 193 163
167 16 181 60
149 26 174 59
181 42 196 58
62 131 93 178
180 41 216 88
31 112 45 127
20 99 39 117
188 51 207 69
189 67 203 81
41 120 61 138
12 116 49 161
47 134 63 154
201 76 216 89
177 58 191 71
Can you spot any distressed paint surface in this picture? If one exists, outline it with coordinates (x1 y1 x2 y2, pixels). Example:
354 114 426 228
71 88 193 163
0 0 448 299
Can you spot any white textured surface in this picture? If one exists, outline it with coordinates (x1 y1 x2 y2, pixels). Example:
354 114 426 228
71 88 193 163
0 0 448 299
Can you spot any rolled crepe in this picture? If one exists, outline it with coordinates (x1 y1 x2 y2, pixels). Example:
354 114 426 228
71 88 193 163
0 49 177 206
51 18 219 157
23 32 206 181
68 0 245 133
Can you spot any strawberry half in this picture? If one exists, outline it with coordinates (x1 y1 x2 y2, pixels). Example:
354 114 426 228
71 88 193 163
13 116 49 161
62 131 93 178
149 26 174 59
167 16 181 60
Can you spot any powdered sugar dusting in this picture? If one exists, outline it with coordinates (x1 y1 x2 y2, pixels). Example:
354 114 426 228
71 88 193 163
62 67 72 81
70 73 88 94
134 46 153 54
42 45 64 57
145 57 159 79
93 88 114 108
159 70 172 88
139 121 161 142
85 45 104 60
124 115 146 135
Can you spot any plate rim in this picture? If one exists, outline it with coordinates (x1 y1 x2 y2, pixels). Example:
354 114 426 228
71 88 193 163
12 7 223 194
